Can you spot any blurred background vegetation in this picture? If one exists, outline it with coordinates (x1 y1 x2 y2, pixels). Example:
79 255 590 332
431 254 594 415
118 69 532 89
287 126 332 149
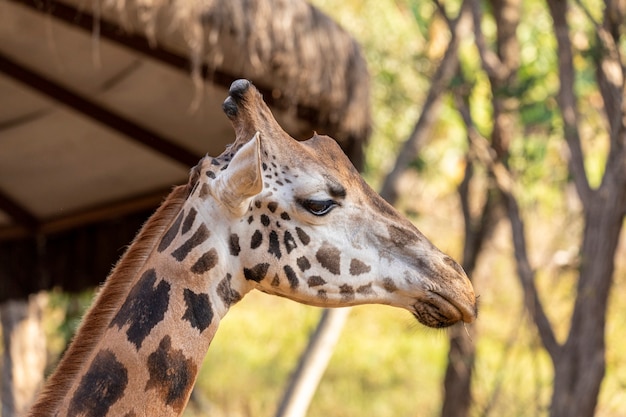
39 0 626 416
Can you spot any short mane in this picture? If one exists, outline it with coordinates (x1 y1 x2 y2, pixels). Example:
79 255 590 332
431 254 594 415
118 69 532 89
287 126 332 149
29 184 190 416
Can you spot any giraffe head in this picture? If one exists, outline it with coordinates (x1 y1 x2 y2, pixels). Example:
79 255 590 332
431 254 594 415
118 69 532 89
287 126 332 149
196 80 476 328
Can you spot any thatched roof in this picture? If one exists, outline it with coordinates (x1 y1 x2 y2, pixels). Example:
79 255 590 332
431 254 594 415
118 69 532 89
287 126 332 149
0 0 371 300
105 0 371 147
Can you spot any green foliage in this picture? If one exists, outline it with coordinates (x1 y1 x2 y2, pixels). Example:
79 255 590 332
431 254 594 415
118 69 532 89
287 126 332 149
43 289 94 375
313 0 437 185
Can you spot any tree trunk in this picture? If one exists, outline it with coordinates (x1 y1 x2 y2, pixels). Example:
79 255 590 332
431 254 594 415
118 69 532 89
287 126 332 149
1 293 47 417
440 0 520 414
441 159 498 417
441 326 475 417
550 194 625 417
274 308 350 417
543 1 626 414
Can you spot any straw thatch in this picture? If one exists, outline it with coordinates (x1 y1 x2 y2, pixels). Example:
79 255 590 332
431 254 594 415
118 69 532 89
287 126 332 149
100 0 371 167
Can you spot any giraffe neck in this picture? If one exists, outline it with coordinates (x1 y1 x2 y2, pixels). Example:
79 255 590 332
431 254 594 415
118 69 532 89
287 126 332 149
30 185 248 417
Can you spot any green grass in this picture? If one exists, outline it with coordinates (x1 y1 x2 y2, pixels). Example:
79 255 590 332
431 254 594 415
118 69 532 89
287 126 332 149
193 295 450 417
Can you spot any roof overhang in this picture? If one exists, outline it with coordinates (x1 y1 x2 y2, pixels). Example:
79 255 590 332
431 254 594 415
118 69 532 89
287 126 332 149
0 0 370 241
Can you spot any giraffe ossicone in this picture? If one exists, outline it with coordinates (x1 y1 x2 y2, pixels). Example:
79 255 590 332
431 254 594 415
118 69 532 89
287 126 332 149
29 79 476 417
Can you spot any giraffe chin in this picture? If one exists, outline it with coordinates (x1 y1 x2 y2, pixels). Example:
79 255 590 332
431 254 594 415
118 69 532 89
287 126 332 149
412 293 465 328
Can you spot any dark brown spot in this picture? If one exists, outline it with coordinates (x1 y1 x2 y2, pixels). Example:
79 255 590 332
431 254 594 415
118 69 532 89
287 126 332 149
217 274 242 306
182 289 213 332
316 243 341 275
297 256 311 272
244 263 270 282
271 274 280 286
349 259 371 276
267 202 278 213
284 231 298 254
110 269 170 350
251 230 263 249
145 336 197 414
68 349 127 417
281 212 291 220
247 215 254 224
339 284 355 302
388 224 420 247
255 201 262 209
295 227 310 245
172 224 210 262
181 208 197 234
382 277 398 293
158 211 184 252
261 214 270 226
357 283 374 295
268 230 282 259
317 289 328 300
191 248 219 274
206 171 216 179
307 276 326 287
229 234 241 256
283 265 299 289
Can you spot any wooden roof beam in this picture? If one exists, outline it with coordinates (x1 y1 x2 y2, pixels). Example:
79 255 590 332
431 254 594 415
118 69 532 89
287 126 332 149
0 188 171 241
0 52 200 167
0 188 40 233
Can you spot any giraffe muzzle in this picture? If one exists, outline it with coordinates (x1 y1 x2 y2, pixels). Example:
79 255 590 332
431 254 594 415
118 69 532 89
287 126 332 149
412 265 477 328
413 290 475 328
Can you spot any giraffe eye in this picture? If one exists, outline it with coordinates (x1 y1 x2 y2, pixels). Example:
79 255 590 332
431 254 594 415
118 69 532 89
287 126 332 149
299 199 337 216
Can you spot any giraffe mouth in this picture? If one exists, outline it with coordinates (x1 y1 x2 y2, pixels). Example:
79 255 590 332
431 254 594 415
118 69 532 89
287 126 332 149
412 292 467 328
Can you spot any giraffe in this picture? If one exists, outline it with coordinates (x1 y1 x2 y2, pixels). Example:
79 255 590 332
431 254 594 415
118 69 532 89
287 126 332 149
28 79 476 417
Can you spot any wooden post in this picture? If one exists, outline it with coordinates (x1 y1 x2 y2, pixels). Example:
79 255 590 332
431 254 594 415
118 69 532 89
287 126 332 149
274 308 350 417
1 293 47 417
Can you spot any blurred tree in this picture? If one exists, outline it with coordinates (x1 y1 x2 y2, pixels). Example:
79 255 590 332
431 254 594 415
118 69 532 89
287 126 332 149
444 1 522 415
451 1 626 416
354 0 624 416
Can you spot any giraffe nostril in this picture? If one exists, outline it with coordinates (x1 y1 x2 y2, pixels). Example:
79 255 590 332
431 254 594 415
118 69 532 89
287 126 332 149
443 256 467 278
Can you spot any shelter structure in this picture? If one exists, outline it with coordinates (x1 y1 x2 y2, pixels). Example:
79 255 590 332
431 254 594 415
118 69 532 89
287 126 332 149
0 1 370 414
0 0 370 299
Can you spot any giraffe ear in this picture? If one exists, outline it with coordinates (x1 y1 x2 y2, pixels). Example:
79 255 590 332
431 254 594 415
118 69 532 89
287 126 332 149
215 132 263 215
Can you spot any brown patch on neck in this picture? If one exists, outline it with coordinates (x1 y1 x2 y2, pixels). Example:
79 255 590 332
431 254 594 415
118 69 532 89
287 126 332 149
29 184 191 417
